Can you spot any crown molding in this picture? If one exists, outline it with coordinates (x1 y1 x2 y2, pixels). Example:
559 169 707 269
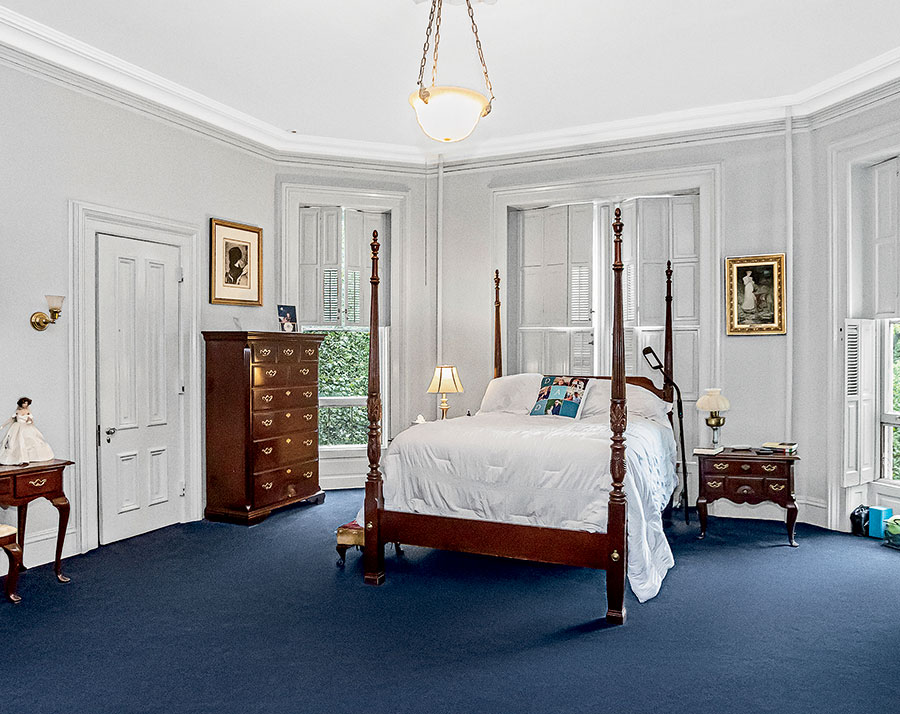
2 7 900 166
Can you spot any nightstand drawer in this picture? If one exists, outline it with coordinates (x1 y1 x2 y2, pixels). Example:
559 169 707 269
0 477 10 496
765 478 790 496
701 476 726 492
702 460 787 477
15 471 62 498
725 476 764 500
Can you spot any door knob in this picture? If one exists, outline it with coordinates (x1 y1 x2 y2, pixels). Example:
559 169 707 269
105 427 117 443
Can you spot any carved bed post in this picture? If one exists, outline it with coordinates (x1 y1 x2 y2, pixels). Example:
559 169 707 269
364 230 385 585
606 207 628 625
494 270 502 379
663 261 674 404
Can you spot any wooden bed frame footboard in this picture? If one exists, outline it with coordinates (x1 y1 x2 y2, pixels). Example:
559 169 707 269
363 209 672 625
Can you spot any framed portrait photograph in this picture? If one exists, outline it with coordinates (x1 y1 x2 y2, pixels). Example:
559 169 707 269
210 218 262 306
725 253 786 335
277 304 297 332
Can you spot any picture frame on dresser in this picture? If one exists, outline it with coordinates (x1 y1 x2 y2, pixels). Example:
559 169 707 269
202 331 325 524
210 218 263 306
724 253 785 335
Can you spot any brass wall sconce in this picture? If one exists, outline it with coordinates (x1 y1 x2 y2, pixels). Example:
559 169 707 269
31 295 65 331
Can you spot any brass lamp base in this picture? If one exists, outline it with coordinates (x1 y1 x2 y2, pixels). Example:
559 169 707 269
705 411 725 446
439 393 450 420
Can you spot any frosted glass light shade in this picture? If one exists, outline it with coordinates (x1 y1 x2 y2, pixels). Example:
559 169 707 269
45 295 65 310
409 86 490 143
427 365 464 394
696 388 730 413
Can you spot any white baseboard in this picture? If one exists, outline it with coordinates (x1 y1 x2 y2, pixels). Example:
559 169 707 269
706 499 828 529
321 474 365 490
0 526 79 577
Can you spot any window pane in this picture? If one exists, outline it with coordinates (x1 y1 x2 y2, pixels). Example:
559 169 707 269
893 323 900 412
315 330 369 398
319 406 368 446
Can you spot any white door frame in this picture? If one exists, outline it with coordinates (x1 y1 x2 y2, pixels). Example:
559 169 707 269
69 201 201 554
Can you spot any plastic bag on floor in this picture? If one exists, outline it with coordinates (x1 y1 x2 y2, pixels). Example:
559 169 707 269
850 505 869 537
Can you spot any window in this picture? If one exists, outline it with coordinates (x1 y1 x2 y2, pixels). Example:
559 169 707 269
880 320 900 480
299 207 388 448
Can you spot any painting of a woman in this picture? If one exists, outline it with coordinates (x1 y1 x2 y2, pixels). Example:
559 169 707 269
741 270 756 312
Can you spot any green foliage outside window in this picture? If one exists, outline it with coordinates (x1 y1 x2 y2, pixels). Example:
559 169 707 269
307 329 370 445
893 325 900 479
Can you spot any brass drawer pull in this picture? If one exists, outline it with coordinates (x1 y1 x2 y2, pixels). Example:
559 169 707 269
304 471 313 479
741 464 751 472
259 348 271 356
286 469 292 474
304 439 313 446
304 414 313 421
283 348 294 356
28 478 47 487
769 483 786 492
305 348 315 355
262 447 273 455
285 390 292 396
266 369 277 377
262 482 273 490
285 413 291 419
736 485 754 495
762 464 778 472
707 480 722 488
299 368 310 376
262 395 273 403
262 419 273 427
286 438 292 444
713 463 728 471
304 391 313 398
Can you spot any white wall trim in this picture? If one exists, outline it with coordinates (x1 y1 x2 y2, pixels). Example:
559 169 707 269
826 124 900 531
69 201 201 558
490 165 722 447
4 6 900 166
276 181 412 452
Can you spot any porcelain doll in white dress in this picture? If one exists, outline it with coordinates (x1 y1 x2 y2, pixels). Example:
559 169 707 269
0 397 54 465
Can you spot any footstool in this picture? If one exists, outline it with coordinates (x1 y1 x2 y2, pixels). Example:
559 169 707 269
335 521 402 567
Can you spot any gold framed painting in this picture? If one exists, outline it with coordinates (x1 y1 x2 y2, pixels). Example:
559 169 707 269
725 253 785 335
210 218 262 306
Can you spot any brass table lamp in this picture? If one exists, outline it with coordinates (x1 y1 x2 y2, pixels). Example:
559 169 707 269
427 365 464 419
696 388 730 447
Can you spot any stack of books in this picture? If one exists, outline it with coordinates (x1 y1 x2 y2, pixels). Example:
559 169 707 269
761 441 798 454
693 446 724 455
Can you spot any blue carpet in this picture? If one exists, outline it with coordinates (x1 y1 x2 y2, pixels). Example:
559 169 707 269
2 488 896 714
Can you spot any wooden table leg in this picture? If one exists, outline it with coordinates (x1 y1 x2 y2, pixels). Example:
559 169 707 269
786 502 799 548
49 495 71 583
3 542 23 603
16 502 28 572
697 497 708 539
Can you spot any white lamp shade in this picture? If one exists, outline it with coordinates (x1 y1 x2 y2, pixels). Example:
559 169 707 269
45 294 65 310
409 86 489 143
427 365 464 394
696 388 730 413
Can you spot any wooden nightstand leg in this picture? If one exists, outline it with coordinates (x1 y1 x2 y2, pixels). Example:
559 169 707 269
3 542 23 603
786 502 799 547
697 497 708 539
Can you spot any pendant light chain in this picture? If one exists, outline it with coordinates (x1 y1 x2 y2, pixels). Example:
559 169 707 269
431 0 443 87
416 0 439 101
466 0 494 115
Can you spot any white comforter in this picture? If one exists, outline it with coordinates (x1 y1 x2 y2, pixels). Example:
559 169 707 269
360 412 678 602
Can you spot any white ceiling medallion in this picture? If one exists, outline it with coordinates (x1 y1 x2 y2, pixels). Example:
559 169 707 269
410 0 495 143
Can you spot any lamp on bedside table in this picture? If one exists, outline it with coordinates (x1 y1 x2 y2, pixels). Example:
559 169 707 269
427 365 464 419
696 388 730 447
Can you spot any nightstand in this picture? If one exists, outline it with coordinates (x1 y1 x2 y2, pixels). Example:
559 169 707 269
696 448 800 546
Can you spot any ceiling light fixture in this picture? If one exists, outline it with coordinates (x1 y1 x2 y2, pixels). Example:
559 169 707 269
409 0 495 143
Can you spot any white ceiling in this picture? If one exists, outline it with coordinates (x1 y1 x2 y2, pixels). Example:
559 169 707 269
4 1 900 160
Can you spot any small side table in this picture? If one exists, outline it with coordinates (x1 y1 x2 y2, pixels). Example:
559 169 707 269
696 448 800 546
0 459 74 583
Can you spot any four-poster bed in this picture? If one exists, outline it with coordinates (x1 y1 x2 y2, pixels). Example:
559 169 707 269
362 209 675 624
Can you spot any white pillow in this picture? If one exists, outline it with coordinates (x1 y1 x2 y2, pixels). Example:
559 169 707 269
580 379 671 421
478 373 544 415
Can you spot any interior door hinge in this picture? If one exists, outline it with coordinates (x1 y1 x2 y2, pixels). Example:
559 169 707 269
179 483 186 497
96 424 101 447
177 267 184 283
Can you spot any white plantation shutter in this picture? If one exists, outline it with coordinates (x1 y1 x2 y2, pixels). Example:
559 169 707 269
843 319 876 487
570 331 593 374
322 268 339 322
343 209 365 326
568 203 593 328
570 265 590 322
874 159 899 317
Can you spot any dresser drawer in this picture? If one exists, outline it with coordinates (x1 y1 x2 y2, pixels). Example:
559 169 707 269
14 470 62 498
252 386 317 412
292 363 317 385
253 433 318 472
252 408 318 438
252 365 292 387
0 476 11 496
725 476 765 501
299 342 319 362
702 460 787 477
251 342 279 363
253 461 319 508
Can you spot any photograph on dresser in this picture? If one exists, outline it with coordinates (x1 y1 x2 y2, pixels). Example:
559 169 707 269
209 218 263 306
277 304 297 332
202 332 325 524
724 253 786 335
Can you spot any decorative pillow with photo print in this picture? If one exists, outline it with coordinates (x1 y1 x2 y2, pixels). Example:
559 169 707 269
529 375 591 419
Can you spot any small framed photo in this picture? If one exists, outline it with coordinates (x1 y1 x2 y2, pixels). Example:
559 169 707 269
277 304 297 332
210 218 262 306
725 253 786 335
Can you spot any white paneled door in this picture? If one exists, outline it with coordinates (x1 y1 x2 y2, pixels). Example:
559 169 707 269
97 234 184 544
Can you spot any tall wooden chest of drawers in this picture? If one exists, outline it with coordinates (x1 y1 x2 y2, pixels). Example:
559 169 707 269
202 331 326 525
